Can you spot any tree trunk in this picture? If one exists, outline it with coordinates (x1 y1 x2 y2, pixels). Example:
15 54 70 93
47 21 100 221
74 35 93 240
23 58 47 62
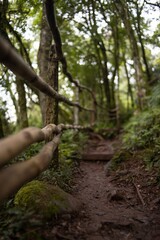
16 77 28 129
87 0 112 116
0 113 4 138
74 82 79 125
134 2 151 84
0 0 10 41
115 0 144 109
45 45 59 169
45 45 59 126
110 16 120 122
123 55 134 108
37 3 52 126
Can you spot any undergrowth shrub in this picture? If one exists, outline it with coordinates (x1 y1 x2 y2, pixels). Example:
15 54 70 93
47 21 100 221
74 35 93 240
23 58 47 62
39 130 88 191
10 130 88 191
122 108 160 170
111 149 132 170
94 122 119 139
0 203 44 240
11 142 44 164
123 108 160 150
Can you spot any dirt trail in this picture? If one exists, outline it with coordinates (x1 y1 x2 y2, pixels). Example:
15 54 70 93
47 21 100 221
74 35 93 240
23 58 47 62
53 137 160 240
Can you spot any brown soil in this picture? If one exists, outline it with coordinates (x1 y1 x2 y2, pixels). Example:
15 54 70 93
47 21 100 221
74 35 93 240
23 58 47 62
47 135 160 240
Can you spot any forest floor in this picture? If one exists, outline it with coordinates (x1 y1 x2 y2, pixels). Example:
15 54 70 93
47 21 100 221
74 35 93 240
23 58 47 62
45 134 160 240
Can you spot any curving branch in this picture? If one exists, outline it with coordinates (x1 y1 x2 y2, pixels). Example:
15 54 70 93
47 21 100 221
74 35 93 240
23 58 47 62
44 0 97 105
6 20 32 67
0 37 94 112
144 0 160 8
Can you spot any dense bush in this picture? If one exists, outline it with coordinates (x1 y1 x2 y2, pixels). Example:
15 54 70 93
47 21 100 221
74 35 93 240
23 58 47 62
122 108 160 169
123 109 160 149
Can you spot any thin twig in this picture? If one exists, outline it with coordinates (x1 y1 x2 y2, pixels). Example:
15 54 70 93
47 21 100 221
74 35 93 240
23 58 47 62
133 180 145 206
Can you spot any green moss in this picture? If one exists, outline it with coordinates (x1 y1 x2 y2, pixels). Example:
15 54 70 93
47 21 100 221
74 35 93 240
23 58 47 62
14 180 74 218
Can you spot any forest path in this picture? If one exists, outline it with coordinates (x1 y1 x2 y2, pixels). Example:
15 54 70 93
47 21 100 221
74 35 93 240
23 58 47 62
52 136 160 240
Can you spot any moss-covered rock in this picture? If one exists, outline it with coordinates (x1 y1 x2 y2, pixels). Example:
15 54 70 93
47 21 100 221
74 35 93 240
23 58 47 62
14 180 81 218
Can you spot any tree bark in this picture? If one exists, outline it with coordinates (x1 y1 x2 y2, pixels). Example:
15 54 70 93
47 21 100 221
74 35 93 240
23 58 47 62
0 0 10 41
16 77 28 129
45 45 59 126
0 113 4 139
45 45 59 169
123 55 134 108
37 3 52 126
74 82 79 126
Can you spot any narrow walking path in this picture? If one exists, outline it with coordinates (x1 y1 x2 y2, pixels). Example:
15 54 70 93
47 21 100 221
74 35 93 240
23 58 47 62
51 136 160 240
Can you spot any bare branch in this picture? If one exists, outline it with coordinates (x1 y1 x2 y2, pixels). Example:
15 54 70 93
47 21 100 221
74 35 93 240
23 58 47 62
144 0 160 8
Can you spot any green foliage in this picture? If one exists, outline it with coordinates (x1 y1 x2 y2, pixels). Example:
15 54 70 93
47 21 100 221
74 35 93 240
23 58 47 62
122 107 160 171
0 99 15 136
0 203 43 240
11 142 43 164
94 121 121 139
60 130 88 160
111 149 132 170
39 130 88 191
123 108 160 150
148 81 160 107
28 105 42 128
0 130 88 239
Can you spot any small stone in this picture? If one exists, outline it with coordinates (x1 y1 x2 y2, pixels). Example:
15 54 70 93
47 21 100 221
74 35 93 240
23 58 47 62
107 189 125 202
